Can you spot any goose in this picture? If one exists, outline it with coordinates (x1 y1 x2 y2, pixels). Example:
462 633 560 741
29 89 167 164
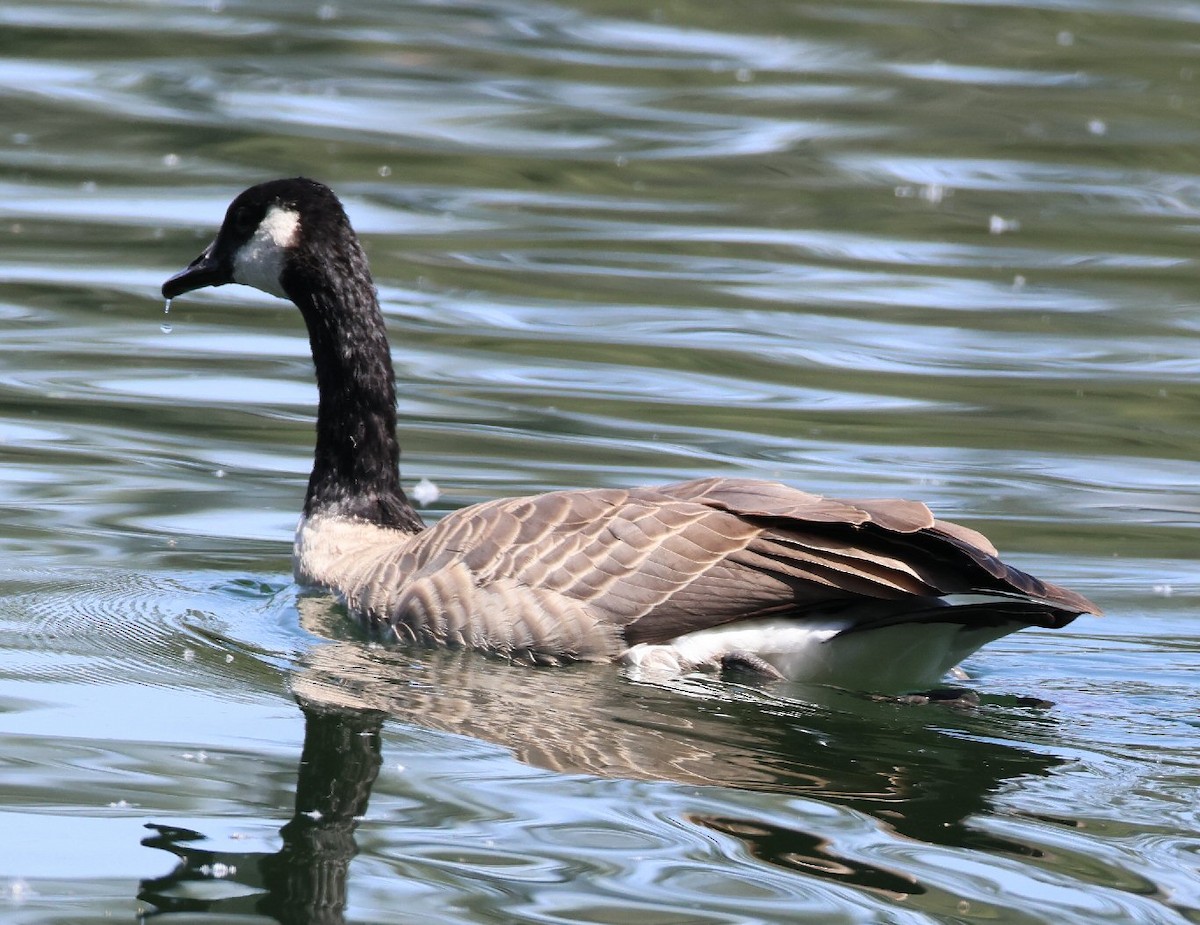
162 177 1099 693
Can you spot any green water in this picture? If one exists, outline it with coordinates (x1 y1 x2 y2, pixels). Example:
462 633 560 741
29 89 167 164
0 1 1197 923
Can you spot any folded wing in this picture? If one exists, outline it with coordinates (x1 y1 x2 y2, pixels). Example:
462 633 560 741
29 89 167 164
367 477 1097 658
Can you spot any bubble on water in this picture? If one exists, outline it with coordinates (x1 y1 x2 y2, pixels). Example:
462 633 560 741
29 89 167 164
919 183 947 203
989 214 1020 235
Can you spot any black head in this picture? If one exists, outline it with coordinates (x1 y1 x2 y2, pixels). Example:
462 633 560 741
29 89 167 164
162 177 354 301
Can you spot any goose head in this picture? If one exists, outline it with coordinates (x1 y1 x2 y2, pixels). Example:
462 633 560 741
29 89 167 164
162 177 357 303
161 178 415 532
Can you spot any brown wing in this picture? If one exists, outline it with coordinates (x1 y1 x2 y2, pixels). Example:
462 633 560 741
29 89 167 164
620 478 1097 644
358 476 1096 659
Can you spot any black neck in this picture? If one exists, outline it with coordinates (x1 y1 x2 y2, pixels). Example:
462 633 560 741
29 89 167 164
284 256 423 534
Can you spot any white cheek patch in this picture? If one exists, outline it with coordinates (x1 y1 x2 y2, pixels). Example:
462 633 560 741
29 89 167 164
232 205 301 299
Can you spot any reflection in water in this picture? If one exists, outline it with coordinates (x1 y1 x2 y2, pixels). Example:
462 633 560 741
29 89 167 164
695 814 921 898
289 634 1064 850
139 600 1063 921
139 701 385 924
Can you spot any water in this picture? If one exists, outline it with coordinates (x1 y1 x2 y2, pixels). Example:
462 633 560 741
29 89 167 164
0 1 1198 922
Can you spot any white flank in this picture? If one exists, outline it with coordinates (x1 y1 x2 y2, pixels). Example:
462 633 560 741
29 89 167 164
622 618 1020 693
232 205 301 298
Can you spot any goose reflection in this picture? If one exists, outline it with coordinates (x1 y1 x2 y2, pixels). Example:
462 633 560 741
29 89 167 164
138 599 1064 921
138 700 385 924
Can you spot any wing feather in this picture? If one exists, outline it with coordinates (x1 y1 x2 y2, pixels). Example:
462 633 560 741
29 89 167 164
320 478 1098 659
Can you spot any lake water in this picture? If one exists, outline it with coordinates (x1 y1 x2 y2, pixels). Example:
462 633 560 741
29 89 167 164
0 1 1197 922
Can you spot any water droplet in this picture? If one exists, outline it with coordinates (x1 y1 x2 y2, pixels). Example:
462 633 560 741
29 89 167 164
161 298 172 334
989 214 1020 235
919 183 948 203
413 477 440 506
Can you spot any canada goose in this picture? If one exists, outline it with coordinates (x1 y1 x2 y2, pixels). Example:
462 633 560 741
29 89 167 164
163 177 1099 692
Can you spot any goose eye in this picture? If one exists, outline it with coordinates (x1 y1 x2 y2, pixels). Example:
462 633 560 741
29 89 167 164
231 206 257 235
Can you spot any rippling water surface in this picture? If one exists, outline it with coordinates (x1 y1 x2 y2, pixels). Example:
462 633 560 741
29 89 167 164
0 1 1198 923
